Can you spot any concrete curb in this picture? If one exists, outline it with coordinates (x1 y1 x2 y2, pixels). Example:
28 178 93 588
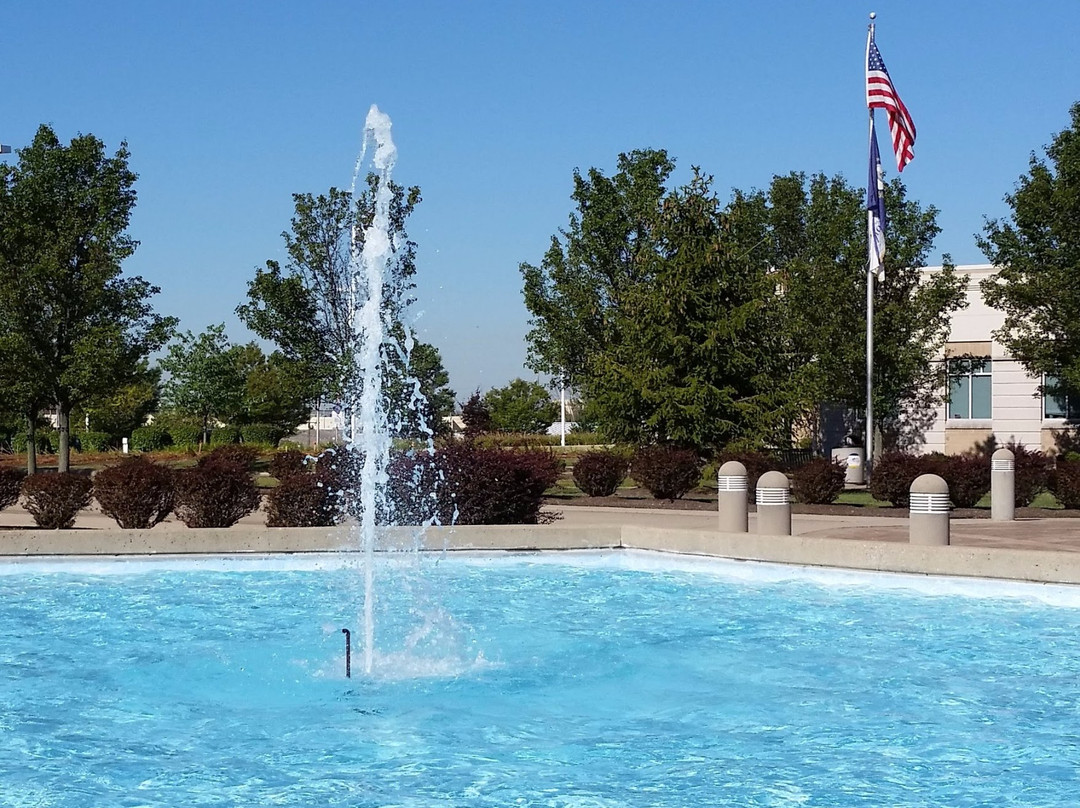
3 523 1080 586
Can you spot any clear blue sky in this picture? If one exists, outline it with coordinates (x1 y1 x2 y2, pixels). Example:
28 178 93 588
2 1 1078 399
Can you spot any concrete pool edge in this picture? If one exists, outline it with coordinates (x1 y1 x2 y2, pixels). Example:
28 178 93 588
2 523 1080 585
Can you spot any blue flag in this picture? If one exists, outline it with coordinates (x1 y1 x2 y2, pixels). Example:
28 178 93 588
867 117 887 279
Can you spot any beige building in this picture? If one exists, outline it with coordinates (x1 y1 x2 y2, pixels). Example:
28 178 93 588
920 264 1068 456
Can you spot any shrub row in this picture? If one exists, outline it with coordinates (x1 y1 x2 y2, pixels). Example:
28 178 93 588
130 423 287 452
4 443 564 529
869 445 1052 508
11 431 113 454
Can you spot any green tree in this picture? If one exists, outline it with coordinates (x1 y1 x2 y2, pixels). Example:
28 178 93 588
76 360 161 439
521 149 672 387
979 103 1080 396
383 337 456 439
237 347 318 436
236 179 422 402
587 169 791 449
522 151 790 450
0 125 176 472
160 325 246 444
484 379 558 434
754 171 965 452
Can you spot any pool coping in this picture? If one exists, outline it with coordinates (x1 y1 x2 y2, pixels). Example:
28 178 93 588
3 523 1080 586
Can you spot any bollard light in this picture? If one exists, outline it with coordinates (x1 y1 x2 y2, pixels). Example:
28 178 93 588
991 448 1015 522
717 460 749 533
909 473 950 546
756 470 792 536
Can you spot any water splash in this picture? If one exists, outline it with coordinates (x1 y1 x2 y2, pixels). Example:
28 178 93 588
351 104 398 675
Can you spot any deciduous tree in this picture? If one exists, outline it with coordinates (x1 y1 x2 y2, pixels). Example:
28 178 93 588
484 378 558 434
979 102 1080 396
0 125 175 471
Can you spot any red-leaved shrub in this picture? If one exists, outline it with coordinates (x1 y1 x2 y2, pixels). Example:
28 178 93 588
21 472 93 529
1005 442 1051 507
791 459 845 505
437 444 561 524
936 454 990 509
270 448 307 481
1051 459 1080 509
631 446 703 501
385 450 442 525
265 474 337 527
200 444 260 471
868 452 927 508
0 467 27 511
572 450 629 498
173 460 260 528
93 456 175 529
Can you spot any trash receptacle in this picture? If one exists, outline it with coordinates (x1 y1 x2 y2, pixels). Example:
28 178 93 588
831 446 865 485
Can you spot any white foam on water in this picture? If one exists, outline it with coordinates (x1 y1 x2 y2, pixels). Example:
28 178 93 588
4 548 1080 607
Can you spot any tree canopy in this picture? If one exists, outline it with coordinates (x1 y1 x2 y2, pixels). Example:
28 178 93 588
484 379 558 434
0 125 176 471
521 150 964 454
979 102 1080 396
236 178 422 402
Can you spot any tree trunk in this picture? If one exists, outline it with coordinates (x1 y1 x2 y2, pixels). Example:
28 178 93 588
25 413 37 475
57 406 71 473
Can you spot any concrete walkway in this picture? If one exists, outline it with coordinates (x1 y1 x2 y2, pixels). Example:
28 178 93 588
547 504 1080 554
6 500 1080 557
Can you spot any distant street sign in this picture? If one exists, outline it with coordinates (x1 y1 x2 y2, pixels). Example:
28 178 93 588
0 145 11 154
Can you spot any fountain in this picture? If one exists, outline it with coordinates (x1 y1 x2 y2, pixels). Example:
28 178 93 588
340 105 442 676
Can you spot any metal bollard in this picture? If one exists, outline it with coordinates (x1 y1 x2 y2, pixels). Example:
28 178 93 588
991 447 1015 522
756 470 791 536
717 461 749 533
909 473 950 545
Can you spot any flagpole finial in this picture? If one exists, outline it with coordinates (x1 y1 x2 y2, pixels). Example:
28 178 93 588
869 11 876 20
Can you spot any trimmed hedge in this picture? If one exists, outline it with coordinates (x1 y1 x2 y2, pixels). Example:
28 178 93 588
208 427 240 446
93 456 174 529
21 472 93 529
791 459 845 505
935 454 990 509
173 458 260 528
631 446 703 501
266 474 337 527
200 444 260 471
12 432 54 454
437 444 561 524
168 425 203 447
270 448 308 480
131 425 171 452
240 423 285 447
0 467 27 511
78 431 113 452
1006 442 1051 507
1051 459 1080 509
572 450 629 497
868 452 926 508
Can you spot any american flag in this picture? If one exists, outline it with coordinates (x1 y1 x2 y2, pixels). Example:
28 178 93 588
866 31 916 172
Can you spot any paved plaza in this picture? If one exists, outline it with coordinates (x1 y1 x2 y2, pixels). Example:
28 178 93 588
5 500 1080 558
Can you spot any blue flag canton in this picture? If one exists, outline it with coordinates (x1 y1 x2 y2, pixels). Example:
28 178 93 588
867 40 890 75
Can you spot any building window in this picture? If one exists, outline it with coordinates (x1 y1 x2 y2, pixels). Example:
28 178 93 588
1044 376 1080 420
948 358 991 419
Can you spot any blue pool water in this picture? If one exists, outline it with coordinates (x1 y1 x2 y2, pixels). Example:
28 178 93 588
3 551 1080 806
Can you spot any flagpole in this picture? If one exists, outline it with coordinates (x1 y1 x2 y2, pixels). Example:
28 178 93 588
865 14 876 476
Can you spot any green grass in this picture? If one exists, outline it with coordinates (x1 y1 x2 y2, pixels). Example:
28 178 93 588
835 490 893 508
